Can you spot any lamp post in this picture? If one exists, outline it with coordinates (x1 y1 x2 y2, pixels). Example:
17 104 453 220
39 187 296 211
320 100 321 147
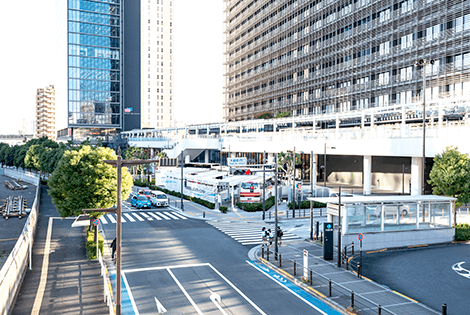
414 58 435 195
323 144 336 187
85 148 159 315
262 151 266 220
310 151 315 240
180 150 184 211
292 147 296 218
274 154 279 259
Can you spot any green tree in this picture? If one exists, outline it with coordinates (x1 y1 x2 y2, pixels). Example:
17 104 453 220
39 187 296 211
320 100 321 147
48 145 133 218
13 145 28 169
275 111 292 118
256 112 274 119
429 146 470 209
277 151 301 187
24 145 44 171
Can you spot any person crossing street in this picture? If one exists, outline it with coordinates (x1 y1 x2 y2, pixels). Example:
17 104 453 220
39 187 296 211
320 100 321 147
277 226 283 247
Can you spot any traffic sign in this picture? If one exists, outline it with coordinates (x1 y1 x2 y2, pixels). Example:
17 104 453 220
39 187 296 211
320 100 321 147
93 219 100 226
245 169 251 175
358 233 363 241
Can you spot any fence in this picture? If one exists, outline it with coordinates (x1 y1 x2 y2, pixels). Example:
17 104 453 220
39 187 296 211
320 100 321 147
0 168 40 315
97 249 115 315
261 247 397 315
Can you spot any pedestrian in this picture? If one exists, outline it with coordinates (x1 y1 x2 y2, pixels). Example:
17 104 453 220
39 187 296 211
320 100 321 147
110 238 116 260
261 227 267 247
268 229 275 247
277 226 283 246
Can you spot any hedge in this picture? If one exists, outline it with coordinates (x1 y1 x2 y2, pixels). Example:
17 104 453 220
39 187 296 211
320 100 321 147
86 228 104 260
236 196 275 212
288 200 326 209
455 223 470 241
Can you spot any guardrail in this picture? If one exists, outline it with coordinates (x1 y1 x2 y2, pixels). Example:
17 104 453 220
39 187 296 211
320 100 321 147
98 249 115 315
0 168 40 315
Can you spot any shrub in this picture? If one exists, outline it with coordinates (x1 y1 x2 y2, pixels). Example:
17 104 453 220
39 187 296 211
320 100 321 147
455 223 470 241
288 200 326 209
86 228 104 260
236 196 275 212
40 179 48 185
219 206 228 213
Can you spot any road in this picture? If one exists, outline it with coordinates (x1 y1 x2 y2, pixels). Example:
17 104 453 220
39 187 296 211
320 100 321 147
358 243 470 315
100 205 341 315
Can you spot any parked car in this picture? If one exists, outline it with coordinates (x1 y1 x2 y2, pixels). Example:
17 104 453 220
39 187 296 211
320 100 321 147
131 194 152 209
150 191 169 207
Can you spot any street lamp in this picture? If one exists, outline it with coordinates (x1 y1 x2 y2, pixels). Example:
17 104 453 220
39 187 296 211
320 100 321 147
180 150 184 211
262 151 266 220
414 58 435 195
323 143 336 187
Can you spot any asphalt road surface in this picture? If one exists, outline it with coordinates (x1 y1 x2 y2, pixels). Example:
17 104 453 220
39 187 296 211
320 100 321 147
100 207 341 315
358 243 470 315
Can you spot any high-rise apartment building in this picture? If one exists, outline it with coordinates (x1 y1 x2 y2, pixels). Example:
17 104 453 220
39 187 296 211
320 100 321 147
36 85 56 140
223 0 470 121
141 0 174 128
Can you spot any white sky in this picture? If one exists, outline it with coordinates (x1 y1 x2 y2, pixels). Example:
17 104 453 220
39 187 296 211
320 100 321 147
0 0 224 135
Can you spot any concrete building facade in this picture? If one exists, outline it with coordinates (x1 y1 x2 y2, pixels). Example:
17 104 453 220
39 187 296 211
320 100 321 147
36 85 56 140
223 0 470 121
141 0 175 128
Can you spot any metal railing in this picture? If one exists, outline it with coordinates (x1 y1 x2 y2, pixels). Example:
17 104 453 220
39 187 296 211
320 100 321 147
97 248 115 315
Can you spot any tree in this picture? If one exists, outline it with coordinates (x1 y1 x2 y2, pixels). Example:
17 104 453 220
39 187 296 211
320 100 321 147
256 112 274 119
48 145 133 219
277 150 301 188
428 146 470 209
275 111 292 118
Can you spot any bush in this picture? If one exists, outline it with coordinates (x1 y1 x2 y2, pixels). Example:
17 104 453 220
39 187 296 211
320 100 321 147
288 200 326 210
219 206 228 213
86 228 104 260
40 179 48 185
455 223 470 241
236 196 275 212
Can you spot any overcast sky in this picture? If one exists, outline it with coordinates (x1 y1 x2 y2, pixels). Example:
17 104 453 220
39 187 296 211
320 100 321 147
0 0 224 135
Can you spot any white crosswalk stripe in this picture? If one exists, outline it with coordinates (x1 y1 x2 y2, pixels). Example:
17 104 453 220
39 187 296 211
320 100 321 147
99 211 187 224
207 221 301 246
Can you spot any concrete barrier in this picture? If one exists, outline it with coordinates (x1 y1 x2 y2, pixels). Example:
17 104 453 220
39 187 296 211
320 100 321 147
0 168 40 315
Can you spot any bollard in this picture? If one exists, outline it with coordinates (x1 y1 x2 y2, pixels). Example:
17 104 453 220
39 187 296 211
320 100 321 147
309 270 312 285
279 253 282 267
352 241 354 255
351 291 355 309
357 262 361 278
328 279 332 297
294 260 297 276
378 305 382 314
267 249 269 261
203 211 205 218
442 303 447 315
346 257 349 270
262 246 264 259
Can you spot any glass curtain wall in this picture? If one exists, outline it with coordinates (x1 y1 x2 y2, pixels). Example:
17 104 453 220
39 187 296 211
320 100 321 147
68 0 121 128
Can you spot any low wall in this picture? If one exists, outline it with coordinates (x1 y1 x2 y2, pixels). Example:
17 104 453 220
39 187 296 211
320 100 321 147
0 169 40 315
342 228 454 251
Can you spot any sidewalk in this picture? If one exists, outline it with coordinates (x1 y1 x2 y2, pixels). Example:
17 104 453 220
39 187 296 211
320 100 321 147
10 187 109 315
249 241 440 315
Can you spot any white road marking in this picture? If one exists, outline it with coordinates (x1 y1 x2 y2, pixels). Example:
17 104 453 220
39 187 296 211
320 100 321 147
171 212 187 219
452 261 470 279
140 212 153 221
131 213 145 221
155 212 171 220
163 212 179 220
155 297 167 313
124 213 136 222
100 216 108 224
167 268 204 315
120 215 127 223
148 212 162 220
107 214 116 223
122 272 140 315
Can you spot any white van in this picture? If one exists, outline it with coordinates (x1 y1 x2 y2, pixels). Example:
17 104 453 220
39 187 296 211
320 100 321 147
150 191 169 207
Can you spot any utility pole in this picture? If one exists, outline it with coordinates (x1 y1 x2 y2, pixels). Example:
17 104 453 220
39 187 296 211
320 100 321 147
180 150 184 211
292 147 296 218
262 150 266 220
338 186 342 268
274 154 279 259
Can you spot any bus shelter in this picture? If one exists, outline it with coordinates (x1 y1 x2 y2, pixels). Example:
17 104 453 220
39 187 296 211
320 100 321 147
308 195 456 251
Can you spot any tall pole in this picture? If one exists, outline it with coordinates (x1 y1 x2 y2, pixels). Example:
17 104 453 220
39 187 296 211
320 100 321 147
180 150 184 211
274 154 279 258
116 152 122 315
262 151 266 220
292 147 296 217
422 66 426 196
337 186 342 268
310 151 314 240
324 143 327 187
402 163 405 195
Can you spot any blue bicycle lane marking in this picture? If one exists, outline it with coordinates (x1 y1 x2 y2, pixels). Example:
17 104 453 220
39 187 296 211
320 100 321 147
109 272 136 315
247 260 343 315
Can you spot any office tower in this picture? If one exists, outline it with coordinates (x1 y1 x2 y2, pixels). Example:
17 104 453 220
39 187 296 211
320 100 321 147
223 0 470 121
141 0 174 128
36 85 56 140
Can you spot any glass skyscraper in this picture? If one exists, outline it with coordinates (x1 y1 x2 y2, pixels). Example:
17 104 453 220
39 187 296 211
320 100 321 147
67 0 122 135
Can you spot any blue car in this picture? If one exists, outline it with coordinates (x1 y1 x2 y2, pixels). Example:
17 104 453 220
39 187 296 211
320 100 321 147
131 195 152 209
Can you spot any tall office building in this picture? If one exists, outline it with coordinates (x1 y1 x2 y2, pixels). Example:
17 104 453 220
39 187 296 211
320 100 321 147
141 0 174 128
36 85 56 140
223 0 470 121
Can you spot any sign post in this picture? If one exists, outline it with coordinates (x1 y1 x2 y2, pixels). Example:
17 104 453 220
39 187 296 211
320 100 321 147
358 233 363 277
323 222 334 260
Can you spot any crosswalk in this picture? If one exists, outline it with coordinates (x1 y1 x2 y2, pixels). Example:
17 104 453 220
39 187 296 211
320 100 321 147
99 211 187 224
207 221 302 246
